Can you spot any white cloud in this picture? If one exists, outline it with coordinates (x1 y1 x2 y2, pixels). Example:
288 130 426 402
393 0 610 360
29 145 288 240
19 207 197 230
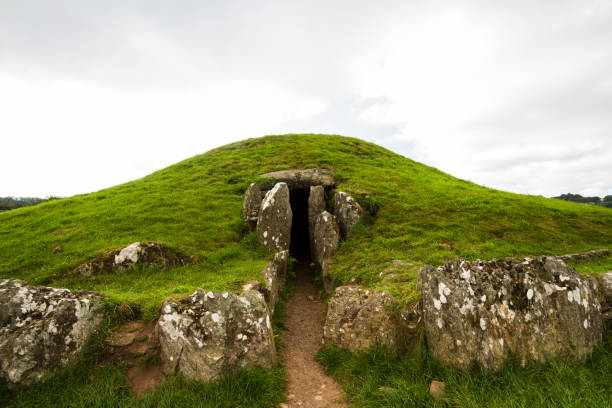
0 1 610 198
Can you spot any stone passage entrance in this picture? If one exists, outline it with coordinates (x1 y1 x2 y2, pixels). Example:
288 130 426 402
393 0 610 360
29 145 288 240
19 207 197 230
289 188 311 261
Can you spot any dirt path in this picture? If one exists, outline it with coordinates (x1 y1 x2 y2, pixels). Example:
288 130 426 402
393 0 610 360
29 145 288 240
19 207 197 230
279 262 348 408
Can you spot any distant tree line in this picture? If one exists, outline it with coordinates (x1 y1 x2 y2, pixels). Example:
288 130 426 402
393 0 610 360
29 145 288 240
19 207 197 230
554 193 612 209
0 196 48 211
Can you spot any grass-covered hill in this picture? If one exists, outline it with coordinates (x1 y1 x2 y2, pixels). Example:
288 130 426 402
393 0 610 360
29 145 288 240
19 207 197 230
1 134 612 316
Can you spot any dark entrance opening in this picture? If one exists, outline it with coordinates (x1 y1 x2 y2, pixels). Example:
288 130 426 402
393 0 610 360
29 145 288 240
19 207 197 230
289 188 311 261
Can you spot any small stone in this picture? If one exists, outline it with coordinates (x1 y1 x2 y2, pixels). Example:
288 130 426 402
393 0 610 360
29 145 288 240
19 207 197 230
314 395 323 401
429 380 445 400
307 295 316 301
241 280 261 292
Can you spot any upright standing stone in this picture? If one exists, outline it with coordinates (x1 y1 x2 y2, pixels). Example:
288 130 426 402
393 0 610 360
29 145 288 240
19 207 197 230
334 191 363 239
157 289 277 382
257 182 292 251
0 279 104 386
419 257 603 371
243 183 263 230
312 211 340 267
260 251 289 314
598 272 612 321
308 185 326 251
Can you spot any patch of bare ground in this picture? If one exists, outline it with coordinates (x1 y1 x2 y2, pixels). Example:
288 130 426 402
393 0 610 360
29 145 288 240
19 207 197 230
106 320 164 395
279 262 348 408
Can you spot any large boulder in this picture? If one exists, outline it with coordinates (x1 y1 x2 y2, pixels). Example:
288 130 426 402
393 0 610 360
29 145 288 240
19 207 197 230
0 279 104 386
312 211 340 266
257 182 292 252
243 183 263 230
308 185 326 251
260 168 335 189
260 251 289 314
598 272 612 321
157 289 276 382
74 242 191 277
334 192 363 239
323 285 418 354
419 257 603 371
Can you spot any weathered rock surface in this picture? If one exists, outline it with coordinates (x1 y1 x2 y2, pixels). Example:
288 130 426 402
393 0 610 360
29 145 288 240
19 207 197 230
260 168 335 189
334 191 363 239
323 285 418 354
312 211 340 267
320 260 335 295
598 272 612 321
419 257 602 371
308 185 326 251
260 251 289 314
157 289 276 382
243 183 263 229
557 249 611 263
0 279 104 386
257 182 292 252
74 242 191 277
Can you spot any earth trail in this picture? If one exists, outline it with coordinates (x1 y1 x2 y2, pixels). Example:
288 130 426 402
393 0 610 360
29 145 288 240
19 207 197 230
279 262 348 408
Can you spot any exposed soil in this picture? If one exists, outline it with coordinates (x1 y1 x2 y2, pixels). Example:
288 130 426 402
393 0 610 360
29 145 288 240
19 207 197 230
279 262 348 408
106 319 165 395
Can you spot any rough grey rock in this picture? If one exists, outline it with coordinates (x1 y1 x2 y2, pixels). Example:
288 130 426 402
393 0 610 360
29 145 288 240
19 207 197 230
74 241 191 277
257 182 292 252
419 257 602 371
597 272 612 321
323 285 418 354
243 183 263 229
260 251 289 314
320 260 335 295
157 289 276 382
308 185 326 252
557 249 611 263
312 211 340 267
260 168 335 189
0 279 104 386
334 191 363 239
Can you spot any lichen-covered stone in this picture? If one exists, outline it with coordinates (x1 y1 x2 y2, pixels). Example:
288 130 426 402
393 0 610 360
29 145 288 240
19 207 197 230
260 168 335 189
0 279 104 386
74 241 191 277
157 289 276 382
308 185 326 251
323 285 416 354
419 257 603 371
257 182 292 252
333 191 363 239
557 249 610 263
243 183 263 229
260 251 289 314
598 272 612 321
312 211 340 267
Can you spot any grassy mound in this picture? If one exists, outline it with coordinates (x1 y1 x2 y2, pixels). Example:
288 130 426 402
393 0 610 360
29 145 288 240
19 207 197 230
1 134 611 407
1 134 611 315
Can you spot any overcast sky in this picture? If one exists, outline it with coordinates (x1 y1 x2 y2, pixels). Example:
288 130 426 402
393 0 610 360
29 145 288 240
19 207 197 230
1 0 611 198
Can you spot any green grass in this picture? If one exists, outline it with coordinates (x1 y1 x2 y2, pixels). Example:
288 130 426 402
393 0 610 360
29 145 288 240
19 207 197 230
0 363 286 408
317 324 612 408
2 134 611 312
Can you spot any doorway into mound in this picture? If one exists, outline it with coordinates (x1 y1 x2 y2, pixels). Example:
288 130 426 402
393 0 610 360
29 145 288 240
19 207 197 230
289 188 311 261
